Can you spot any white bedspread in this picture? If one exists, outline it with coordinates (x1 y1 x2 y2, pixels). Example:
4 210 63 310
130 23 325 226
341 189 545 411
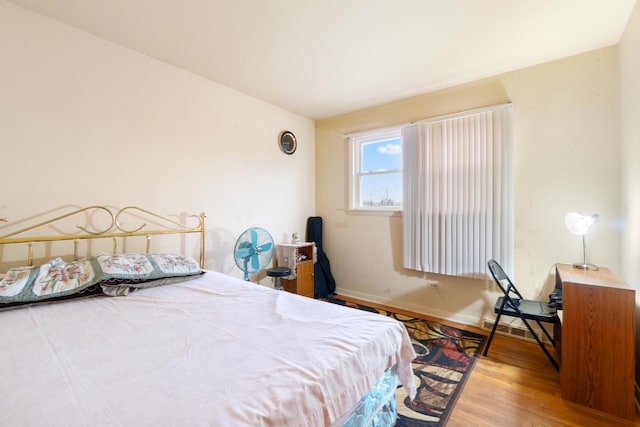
0 270 416 426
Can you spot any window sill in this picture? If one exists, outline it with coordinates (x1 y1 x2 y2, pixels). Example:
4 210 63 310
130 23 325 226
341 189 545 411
346 209 402 217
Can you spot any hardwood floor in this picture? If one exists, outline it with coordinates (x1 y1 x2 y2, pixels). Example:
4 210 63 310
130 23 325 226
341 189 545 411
449 335 638 427
333 295 640 426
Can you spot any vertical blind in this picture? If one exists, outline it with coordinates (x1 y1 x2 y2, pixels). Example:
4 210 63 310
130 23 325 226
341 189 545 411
402 104 513 276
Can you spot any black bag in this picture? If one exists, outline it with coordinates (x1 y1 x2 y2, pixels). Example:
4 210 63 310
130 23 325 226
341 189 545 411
306 217 336 297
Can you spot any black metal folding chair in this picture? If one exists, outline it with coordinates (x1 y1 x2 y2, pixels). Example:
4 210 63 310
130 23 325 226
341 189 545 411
483 259 560 371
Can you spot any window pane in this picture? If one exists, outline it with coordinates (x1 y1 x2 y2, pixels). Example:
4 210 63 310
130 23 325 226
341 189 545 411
362 138 402 172
360 173 402 208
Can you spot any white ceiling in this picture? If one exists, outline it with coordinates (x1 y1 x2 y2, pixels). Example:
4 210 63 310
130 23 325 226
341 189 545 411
10 0 637 119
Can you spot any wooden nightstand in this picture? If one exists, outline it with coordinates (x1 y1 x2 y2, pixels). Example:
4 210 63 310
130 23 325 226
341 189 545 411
276 243 315 298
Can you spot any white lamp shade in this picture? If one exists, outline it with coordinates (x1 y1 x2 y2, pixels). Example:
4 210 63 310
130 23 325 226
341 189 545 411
565 212 599 236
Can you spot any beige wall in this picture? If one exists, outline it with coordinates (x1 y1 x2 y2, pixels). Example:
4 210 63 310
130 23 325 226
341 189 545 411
0 3 315 281
2 0 633 332
316 48 621 326
619 0 640 382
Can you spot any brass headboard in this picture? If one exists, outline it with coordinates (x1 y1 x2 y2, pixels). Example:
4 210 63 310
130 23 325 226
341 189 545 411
0 206 206 268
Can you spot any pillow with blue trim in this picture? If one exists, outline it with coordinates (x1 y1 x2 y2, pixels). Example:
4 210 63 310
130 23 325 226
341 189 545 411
94 253 204 296
0 257 102 310
0 253 203 308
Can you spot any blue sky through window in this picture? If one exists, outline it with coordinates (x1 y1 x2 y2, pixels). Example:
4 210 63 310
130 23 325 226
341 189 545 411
361 138 402 207
362 138 402 171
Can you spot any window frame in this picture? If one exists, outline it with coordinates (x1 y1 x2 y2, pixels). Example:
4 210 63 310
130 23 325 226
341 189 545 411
348 128 403 215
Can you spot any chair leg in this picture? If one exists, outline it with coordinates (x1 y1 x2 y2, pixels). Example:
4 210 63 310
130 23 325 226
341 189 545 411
520 318 559 371
534 319 555 346
483 311 504 357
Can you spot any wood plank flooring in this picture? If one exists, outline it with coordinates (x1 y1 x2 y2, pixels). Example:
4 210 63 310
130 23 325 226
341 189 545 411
333 295 639 426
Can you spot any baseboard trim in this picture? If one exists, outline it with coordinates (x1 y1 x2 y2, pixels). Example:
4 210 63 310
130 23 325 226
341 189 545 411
335 288 482 328
481 319 553 344
335 287 555 344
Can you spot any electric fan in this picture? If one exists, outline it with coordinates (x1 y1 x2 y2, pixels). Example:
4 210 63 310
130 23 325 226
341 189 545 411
233 227 275 281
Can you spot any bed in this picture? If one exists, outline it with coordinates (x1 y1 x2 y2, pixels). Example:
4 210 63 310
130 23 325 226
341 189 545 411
0 206 416 426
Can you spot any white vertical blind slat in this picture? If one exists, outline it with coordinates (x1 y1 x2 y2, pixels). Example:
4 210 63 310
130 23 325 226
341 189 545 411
402 104 513 277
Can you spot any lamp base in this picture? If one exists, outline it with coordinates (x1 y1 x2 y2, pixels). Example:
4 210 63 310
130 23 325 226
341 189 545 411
573 262 599 271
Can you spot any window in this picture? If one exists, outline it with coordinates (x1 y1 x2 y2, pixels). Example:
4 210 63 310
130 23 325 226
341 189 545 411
349 129 402 211
346 104 513 277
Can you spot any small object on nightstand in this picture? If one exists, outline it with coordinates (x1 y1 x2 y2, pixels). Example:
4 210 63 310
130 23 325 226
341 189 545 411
266 267 291 290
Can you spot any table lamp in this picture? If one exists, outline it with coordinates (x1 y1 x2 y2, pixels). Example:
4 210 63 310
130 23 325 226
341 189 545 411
565 212 599 270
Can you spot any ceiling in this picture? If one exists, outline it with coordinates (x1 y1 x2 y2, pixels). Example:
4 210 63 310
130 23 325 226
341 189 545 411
10 0 637 120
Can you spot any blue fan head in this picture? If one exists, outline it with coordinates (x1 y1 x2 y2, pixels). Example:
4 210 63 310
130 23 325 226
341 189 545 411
234 228 274 281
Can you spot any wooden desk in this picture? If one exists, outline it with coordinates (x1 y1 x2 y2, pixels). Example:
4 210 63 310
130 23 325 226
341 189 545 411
555 264 636 420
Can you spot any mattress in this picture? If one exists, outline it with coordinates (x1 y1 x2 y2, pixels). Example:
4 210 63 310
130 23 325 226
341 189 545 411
0 270 416 426
339 365 399 427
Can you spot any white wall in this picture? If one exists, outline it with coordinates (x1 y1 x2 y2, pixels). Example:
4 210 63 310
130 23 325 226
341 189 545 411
316 47 621 326
0 3 315 281
618 0 640 382
620 0 640 293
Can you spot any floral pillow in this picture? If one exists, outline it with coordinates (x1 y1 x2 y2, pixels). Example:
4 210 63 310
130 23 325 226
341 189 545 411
0 258 101 309
93 253 201 280
0 253 203 309
93 253 203 295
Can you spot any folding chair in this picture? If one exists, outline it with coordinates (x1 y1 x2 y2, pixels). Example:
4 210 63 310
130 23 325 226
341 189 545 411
482 259 560 371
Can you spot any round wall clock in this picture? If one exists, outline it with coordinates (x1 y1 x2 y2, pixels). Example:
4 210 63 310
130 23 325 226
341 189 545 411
279 131 297 155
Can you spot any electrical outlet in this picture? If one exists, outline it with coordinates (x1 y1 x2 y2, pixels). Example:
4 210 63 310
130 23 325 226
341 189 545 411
427 281 438 288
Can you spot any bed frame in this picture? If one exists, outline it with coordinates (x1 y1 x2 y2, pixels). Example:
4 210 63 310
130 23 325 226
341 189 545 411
0 206 206 268
0 206 416 426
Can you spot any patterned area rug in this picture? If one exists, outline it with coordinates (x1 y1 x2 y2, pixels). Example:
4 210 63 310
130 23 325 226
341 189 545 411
327 297 486 427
